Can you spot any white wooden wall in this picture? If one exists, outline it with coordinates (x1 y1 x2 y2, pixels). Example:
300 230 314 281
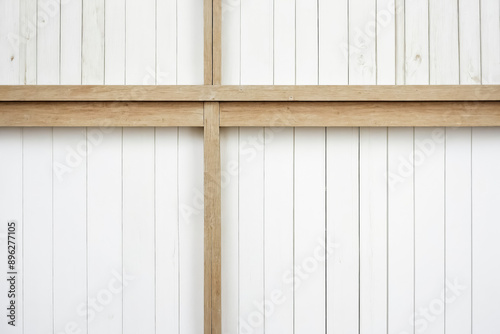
221 1 500 333
1 0 500 333
0 1 204 334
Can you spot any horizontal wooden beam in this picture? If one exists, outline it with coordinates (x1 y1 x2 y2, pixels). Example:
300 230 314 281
220 101 500 127
0 102 204 127
1 85 499 102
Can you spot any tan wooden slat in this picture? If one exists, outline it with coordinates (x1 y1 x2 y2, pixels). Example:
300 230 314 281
204 102 221 334
220 101 500 127
212 0 222 85
0 102 204 126
204 0 213 85
1 85 499 101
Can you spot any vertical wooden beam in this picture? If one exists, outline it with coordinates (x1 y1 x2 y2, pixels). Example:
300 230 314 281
204 0 214 84
213 0 222 84
204 102 221 334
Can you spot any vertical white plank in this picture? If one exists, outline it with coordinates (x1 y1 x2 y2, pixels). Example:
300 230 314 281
0 129 22 334
23 128 53 334
0 0 19 84
395 0 405 84
429 0 459 84
274 0 295 84
19 0 37 84
296 0 318 84
294 128 325 334
221 0 241 85
221 128 239 334
359 128 387 334
319 0 348 84
238 127 264 334
445 128 472 334
37 0 60 84
60 0 82 84
125 0 155 84
87 127 123 334
105 0 126 84
349 0 376 84
458 0 481 84
387 128 414 334
472 128 500 332
326 127 359 334
156 0 177 84
53 128 87 334
155 128 180 333
481 0 500 84
377 0 395 84
264 128 294 334
178 128 204 334
177 0 204 84
241 0 273 84
122 128 155 334
82 0 104 84
405 0 428 84
414 127 445 334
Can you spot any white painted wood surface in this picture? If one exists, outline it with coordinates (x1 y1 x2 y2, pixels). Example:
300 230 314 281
414 128 445 334
1 1 500 333
238 127 265 334
220 2 500 333
23 128 53 334
0 4 204 334
53 128 87 334
472 128 500 332
445 127 472 334
326 128 359 334
87 127 123 334
178 128 204 334
264 127 294 334
359 128 387 334
221 127 239 334
122 128 156 334
294 128 325 334
387 128 414 334
155 128 180 333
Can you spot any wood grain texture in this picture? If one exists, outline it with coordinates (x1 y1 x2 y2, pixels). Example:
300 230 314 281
220 101 500 127
204 102 221 334
212 0 222 85
18 0 37 85
1 85 499 101
204 0 213 84
82 0 104 84
0 102 204 126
